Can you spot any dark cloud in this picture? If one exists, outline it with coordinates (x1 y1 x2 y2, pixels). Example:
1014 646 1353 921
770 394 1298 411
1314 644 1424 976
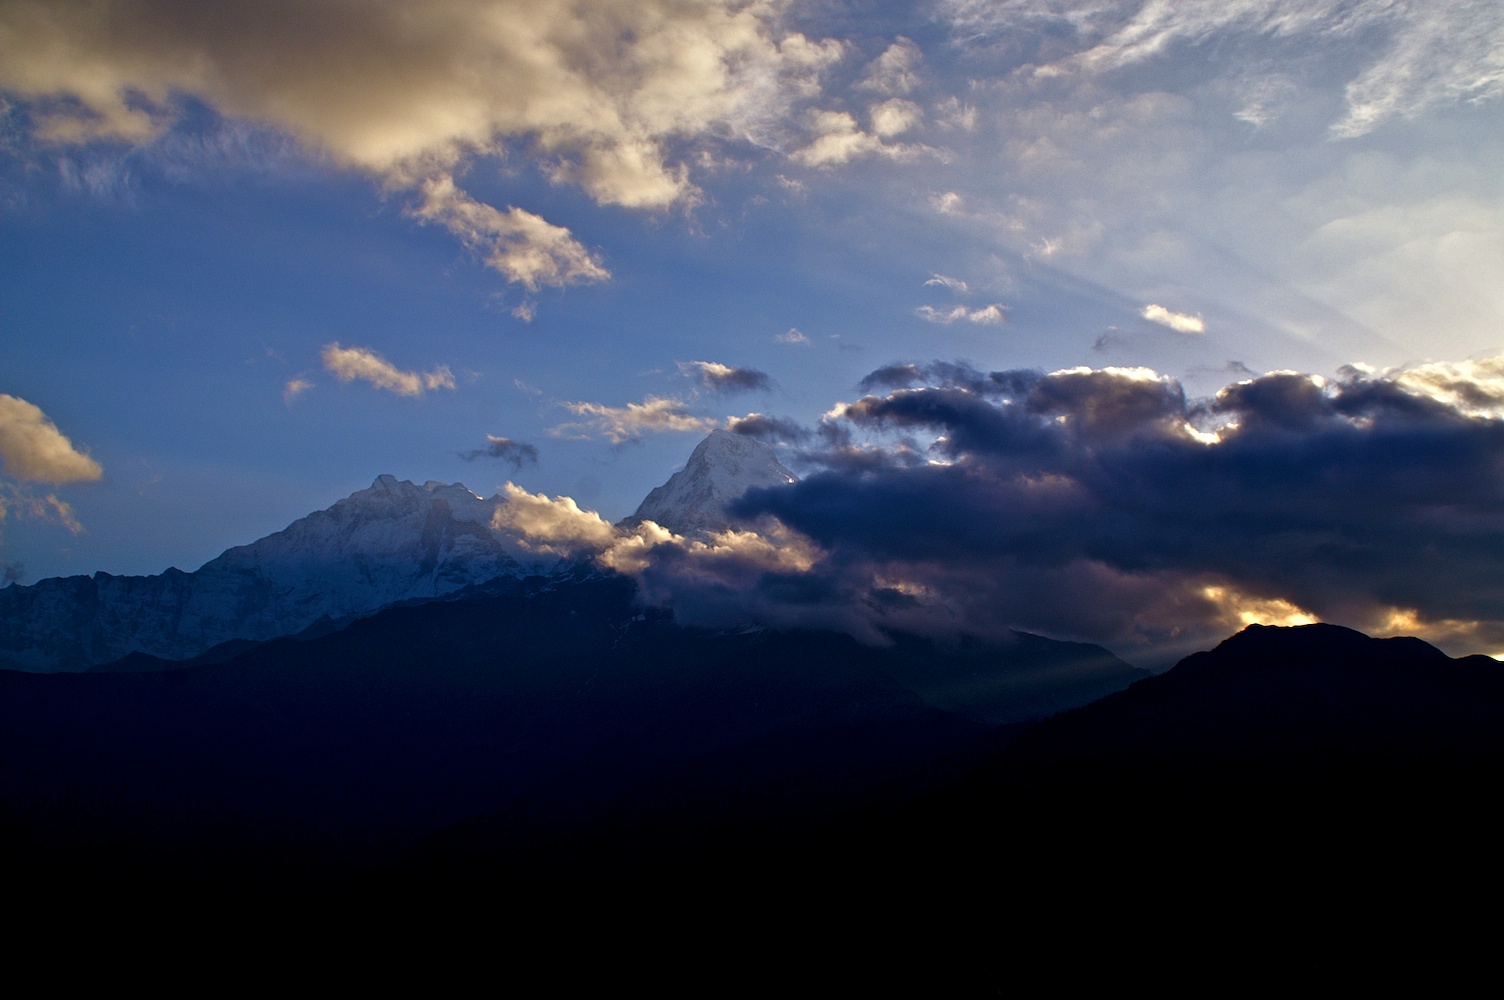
460 435 539 471
2 562 24 586
857 360 1036 398
680 361 774 395
726 361 1504 659
727 413 810 445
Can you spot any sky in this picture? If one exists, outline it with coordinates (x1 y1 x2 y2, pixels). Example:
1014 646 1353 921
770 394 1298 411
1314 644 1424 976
2 0 1503 663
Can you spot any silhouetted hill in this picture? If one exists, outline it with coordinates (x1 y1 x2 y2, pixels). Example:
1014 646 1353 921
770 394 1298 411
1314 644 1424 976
9 571 1130 889
787 622 1504 923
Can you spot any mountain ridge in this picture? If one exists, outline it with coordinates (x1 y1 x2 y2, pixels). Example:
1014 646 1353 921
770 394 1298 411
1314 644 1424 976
0 475 527 671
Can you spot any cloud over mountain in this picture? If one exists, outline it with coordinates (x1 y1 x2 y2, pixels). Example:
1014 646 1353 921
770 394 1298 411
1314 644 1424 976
483 356 1504 661
722 357 1504 657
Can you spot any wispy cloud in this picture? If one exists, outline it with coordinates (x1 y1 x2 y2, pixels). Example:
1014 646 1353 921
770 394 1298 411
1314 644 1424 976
916 304 1006 325
776 328 811 345
857 37 923 95
551 395 718 444
791 108 931 167
412 176 608 290
282 378 314 404
727 413 811 445
941 0 1504 138
460 435 539 471
1141 304 1205 334
925 273 971 295
321 344 455 397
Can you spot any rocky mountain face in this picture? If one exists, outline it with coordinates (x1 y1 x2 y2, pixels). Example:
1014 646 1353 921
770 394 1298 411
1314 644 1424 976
0 475 525 671
622 428 796 535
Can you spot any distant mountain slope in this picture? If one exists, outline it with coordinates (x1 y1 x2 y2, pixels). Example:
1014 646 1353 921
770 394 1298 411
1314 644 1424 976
0 475 525 671
0 574 981 875
622 428 796 535
0 569 1151 880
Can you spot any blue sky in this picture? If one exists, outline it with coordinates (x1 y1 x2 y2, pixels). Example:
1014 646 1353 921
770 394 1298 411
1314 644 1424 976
3 1 1503 660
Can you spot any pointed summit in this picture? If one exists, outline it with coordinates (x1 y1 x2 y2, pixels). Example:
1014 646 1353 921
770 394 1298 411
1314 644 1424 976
624 428 797 536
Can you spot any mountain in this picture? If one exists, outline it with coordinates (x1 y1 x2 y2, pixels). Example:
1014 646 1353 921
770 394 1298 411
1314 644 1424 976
622 428 796 535
0 430 799 672
0 573 988 884
863 623 1504 876
0 475 527 671
7 611 1496 923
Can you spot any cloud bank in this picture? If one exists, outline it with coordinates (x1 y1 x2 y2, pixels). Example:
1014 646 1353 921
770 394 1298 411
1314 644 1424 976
493 356 1504 661
0 0 843 286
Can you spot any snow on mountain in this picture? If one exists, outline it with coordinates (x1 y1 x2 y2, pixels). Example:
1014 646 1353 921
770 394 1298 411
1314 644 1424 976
0 432 799 673
622 428 797 536
0 476 528 672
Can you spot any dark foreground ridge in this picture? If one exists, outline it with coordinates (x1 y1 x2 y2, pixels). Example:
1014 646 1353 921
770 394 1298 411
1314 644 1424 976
5 610 1502 949
0 573 1134 882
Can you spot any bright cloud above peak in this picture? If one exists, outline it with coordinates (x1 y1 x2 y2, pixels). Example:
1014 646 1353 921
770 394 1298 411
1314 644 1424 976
551 395 719 444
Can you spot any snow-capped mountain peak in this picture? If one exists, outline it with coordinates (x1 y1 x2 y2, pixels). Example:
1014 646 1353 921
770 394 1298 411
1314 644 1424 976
624 429 796 536
0 475 528 671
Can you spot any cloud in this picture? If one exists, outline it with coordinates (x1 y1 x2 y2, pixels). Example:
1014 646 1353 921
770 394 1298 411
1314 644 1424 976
916 304 1006 325
791 108 929 167
550 395 718 444
460 435 540 471
925 273 970 295
869 98 922 138
723 356 1504 658
0 0 844 283
0 484 87 542
478 354 1504 659
1141 303 1205 334
489 483 839 634
411 175 608 290
678 360 773 394
776 328 811 345
858 38 923 95
941 0 1504 138
0 394 103 483
282 378 314 404
727 413 810 445
491 482 617 557
321 344 455 398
